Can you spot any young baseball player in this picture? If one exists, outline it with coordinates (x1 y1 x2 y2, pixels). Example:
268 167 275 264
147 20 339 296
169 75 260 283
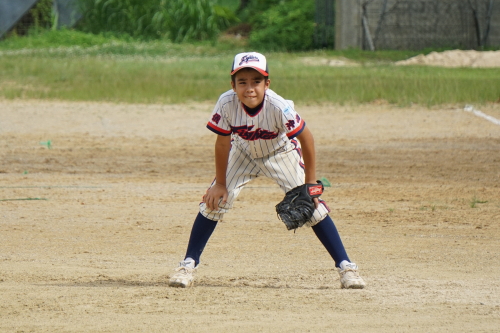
169 52 365 289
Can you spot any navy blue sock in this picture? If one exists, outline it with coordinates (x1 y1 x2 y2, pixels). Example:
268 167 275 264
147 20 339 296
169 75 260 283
311 215 350 267
184 212 218 266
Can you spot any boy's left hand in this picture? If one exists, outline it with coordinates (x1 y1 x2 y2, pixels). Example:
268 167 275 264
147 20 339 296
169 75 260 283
203 183 228 210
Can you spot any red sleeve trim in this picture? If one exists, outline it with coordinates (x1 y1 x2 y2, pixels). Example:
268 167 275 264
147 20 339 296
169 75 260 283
207 122 232 135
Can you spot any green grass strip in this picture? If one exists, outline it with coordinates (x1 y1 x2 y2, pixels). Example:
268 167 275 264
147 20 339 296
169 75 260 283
1 54 498 105
1 31 498 106
0 198 48 201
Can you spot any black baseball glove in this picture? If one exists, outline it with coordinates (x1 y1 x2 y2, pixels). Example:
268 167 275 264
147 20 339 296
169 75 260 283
276 181 324 231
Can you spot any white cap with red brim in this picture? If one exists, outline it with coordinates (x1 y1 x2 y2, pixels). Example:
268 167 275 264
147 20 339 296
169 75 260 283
231 52 269 76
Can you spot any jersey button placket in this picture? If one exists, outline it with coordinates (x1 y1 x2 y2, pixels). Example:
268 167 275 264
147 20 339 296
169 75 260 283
248 119 258 158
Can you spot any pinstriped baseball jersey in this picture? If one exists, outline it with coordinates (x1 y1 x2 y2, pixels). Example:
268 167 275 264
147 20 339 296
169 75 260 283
207 89 305 158
200 88 331 223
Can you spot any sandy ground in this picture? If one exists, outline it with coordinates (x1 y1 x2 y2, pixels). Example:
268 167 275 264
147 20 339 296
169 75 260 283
395 50 500 68
300 50 500 68
1 100 499 332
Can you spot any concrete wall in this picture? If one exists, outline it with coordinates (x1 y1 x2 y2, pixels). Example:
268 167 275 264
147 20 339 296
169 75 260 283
335 0 362 50
0 0 81 39
336 0 500 50
0 0 39 38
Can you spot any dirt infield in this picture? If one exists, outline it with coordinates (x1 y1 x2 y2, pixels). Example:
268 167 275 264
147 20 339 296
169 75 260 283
1 100 499 332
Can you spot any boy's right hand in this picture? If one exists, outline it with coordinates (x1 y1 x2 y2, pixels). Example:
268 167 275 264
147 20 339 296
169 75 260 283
203 183 228 210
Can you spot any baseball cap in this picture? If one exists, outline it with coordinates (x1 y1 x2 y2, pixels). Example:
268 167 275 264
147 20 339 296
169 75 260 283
231 52 269 76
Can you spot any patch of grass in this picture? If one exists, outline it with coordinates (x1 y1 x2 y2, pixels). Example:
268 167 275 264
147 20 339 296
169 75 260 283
0 29 121 50
0 55 232 103
1 53 498 104
316 48 422 63
273 64 499 106
419 204 446 211
470 196 488 208
419 205 435 211
0 198 48 201
0 30 245 57
1 31 499 105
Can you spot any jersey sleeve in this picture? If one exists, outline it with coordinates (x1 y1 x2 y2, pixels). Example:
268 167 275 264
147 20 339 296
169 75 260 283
280 101 305 139
206 98 232 136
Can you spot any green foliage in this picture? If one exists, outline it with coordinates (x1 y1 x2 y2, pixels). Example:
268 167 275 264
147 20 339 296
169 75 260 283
246 0 315 51
31 0 55 31
76 0 238 41
156 0 238 42
237 0 282 22
76 0 157 38
216 0 240 12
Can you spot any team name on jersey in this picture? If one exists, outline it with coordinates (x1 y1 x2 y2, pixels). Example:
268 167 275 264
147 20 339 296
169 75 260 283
231 125 278 141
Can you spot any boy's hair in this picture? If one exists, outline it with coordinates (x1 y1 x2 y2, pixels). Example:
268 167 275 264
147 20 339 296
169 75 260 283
231 68 269 84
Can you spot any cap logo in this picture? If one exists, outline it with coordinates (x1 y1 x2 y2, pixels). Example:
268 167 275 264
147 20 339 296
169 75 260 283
239 54 260 65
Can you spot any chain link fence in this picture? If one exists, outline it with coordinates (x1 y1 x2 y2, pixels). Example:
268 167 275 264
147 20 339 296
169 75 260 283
361 0 496 50
314 0 335 48
3 0 498 50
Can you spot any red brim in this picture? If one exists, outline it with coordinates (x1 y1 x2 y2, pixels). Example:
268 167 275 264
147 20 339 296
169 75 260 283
231 66 268 76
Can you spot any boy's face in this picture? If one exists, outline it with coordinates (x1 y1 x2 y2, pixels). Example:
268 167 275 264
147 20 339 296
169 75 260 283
231 68 270 109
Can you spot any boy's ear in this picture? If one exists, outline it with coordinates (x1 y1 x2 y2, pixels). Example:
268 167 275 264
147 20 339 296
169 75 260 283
231 80 236 91
265 78 270 90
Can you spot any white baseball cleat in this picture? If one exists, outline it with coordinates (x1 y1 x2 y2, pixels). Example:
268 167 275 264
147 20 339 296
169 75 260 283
337 261 366 289
169 258 196 288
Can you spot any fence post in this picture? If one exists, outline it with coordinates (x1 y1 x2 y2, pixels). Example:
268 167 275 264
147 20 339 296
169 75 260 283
483 0 494 46
335 0 363 50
